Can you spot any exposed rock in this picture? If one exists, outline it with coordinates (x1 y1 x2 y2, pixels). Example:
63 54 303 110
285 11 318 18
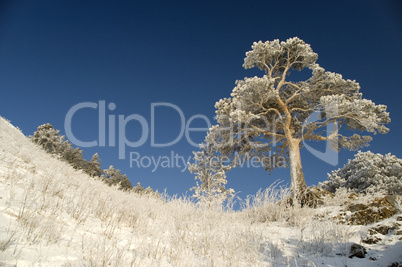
349 243 367 258
347 203 368 213
364 223 399 244
369 195 398 209
343 196 399 225
371 225 395 235
392 223 401 230
362 236 381 244
397 216 402 222
368 225 396 236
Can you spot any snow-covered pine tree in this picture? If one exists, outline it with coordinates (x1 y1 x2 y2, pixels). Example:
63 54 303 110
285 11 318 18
103 165 133 190
132 182 157 196
209 37 390 201
320 151 402 195
31 123 64 154
60 140 87 170
189 129 234 208
85 153 103 177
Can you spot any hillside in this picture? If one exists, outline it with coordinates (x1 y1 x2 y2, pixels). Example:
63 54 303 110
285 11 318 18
0 116 401 266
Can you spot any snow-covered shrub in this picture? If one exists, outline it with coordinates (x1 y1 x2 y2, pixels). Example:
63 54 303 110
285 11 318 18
320 151 402 195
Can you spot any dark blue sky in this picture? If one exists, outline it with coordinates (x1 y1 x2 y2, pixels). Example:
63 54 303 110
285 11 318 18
1 0 401 198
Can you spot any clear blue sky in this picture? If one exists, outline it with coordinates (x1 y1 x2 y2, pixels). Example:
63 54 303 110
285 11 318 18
1 0 401 199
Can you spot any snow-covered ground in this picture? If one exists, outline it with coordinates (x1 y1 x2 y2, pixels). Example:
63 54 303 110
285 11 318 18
0 115 401 266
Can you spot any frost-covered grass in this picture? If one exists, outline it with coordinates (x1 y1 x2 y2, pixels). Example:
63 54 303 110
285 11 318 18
0 116 401 266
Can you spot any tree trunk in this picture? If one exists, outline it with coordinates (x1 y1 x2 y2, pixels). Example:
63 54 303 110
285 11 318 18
288 140 307 202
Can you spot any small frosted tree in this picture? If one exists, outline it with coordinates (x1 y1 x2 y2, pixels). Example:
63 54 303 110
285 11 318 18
31 123 64 154
210 37 390 200
60 140 87 170
132 182 158 196
103 165 132 190
189 129 234 208
320 151 402 195
86 153 103 177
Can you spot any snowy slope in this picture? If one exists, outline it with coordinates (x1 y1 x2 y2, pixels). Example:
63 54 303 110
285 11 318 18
0 115 401 266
